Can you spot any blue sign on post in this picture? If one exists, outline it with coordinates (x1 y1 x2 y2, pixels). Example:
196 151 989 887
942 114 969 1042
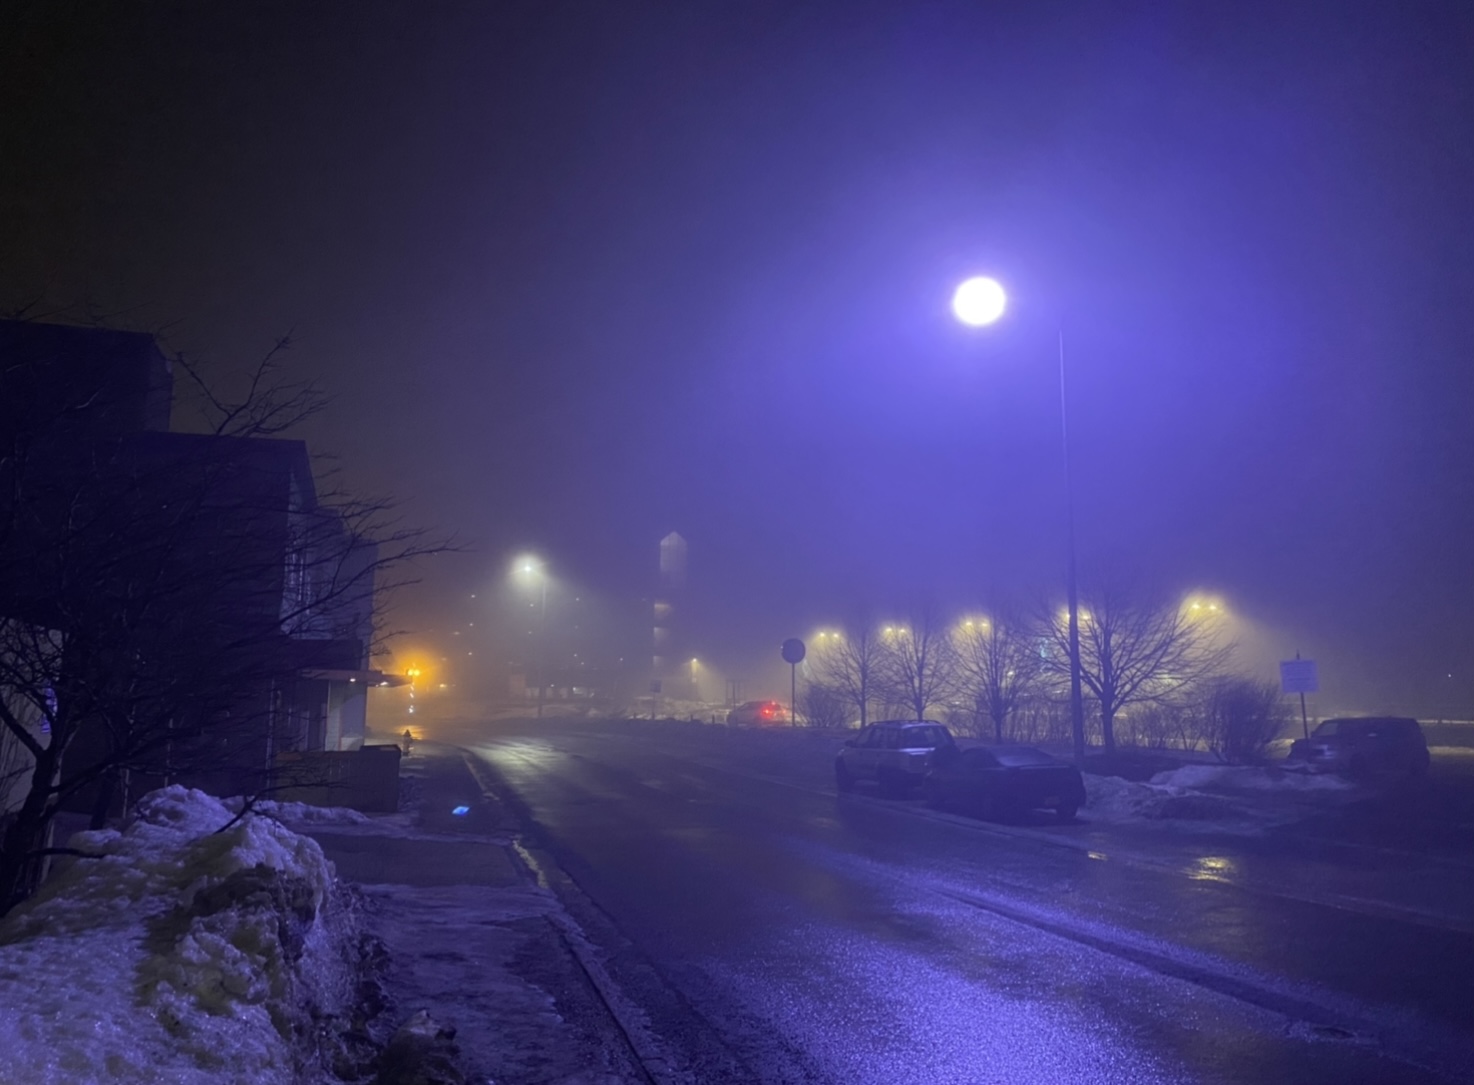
1279 659 1319 694
1280 657 1319 739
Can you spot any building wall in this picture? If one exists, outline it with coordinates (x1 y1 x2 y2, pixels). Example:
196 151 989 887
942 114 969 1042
325 681 367 751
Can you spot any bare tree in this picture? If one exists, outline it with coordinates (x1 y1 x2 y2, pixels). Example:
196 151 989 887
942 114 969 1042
1039 586 1233 755
0 325 449 913
1200 676 1288 764
797 680 850 730
809 622 882 728
876 609 959 721
954 613 1041 743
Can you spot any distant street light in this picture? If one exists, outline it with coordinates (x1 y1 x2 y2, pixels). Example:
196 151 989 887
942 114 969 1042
953 275 1087 765
512 554 550 718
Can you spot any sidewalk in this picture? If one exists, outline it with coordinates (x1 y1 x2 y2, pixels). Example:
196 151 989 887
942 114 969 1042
299 743 647 1085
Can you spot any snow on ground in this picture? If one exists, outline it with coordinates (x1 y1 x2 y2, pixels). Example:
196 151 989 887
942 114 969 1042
1150 763 1356 792
228 797 373 826
1083 762 1361 829
0 787 362 1085
1083 774 1173 821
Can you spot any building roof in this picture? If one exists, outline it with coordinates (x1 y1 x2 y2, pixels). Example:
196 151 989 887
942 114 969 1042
0 319 173 440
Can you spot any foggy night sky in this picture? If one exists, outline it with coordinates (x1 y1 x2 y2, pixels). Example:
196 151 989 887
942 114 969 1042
3 1 1473 712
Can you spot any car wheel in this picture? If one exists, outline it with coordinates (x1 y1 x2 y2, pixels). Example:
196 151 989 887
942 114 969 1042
1055 802 1079 824
835 762 855 793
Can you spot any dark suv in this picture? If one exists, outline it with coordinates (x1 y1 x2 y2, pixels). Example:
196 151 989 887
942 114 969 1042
1285 716 1430 778
835 721 957 797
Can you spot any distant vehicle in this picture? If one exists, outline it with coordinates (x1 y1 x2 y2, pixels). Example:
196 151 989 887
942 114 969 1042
726 700 790 727
921 745 1086 823
1284 716 1430 778
834 720 957 797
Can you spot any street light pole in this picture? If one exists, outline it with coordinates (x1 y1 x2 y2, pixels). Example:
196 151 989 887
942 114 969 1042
953 277 1088 764
1057 328 1087 764
515 556 550 720
536 574 547 719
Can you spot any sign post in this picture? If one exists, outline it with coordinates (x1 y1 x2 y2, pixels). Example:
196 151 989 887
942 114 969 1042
1279 654 1319 739
781 638 806 726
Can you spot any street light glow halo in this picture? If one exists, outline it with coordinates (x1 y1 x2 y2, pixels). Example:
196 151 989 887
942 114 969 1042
952 275 1007 327
510 552 545 580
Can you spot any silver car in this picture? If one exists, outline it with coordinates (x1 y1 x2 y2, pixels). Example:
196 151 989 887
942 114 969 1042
835 720 957 797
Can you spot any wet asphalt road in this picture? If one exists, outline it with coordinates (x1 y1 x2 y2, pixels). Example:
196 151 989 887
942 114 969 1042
455 719 1474 1084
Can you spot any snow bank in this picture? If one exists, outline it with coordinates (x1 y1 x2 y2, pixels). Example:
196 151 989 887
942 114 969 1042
1082 760 1362 828
227 797 372 826
1083 774 1167 820
1078 778 1238 819
0 786 360 1085
1150 764 1355 792
1085 774 1248 822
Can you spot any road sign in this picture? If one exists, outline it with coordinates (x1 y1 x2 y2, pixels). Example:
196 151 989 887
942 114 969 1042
1279 659 1319 695
781 638 806 727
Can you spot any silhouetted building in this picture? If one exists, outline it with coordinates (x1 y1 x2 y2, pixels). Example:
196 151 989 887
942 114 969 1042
652 531 698 700
0 320 381 815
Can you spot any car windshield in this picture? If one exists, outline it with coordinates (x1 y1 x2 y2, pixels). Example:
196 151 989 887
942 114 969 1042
993 748 1057 767
1311 720 1342 737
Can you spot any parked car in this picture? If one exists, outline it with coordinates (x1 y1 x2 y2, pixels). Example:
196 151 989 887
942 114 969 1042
1284 716 1430 778
920 745 1086 822
834 720 957 797
726 700 789 727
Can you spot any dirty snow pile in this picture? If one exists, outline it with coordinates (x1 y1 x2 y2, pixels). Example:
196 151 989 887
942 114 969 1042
227 797 372 826
1149 763 1356 793
1084 762 1357 825
0 786 362 1085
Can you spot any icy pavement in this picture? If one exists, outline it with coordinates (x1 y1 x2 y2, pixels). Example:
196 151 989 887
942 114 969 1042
0 787 363 1085
296 743 649 1085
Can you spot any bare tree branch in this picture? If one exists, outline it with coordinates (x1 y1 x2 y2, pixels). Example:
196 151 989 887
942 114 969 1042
875 607 960 721
953 609 1042 742
1037 583 1235 754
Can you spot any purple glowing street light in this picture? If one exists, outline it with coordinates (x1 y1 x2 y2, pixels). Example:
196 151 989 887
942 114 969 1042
953 275 1088 764
951 275 1008 327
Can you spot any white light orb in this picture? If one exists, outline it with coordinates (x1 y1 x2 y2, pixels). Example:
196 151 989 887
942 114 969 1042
952 276 1007 327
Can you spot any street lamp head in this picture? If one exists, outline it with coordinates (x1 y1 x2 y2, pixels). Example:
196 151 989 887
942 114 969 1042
511 553 545 581
952 276 1007 327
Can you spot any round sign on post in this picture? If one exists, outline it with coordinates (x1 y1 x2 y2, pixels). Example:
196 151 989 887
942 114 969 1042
781 638 805 727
